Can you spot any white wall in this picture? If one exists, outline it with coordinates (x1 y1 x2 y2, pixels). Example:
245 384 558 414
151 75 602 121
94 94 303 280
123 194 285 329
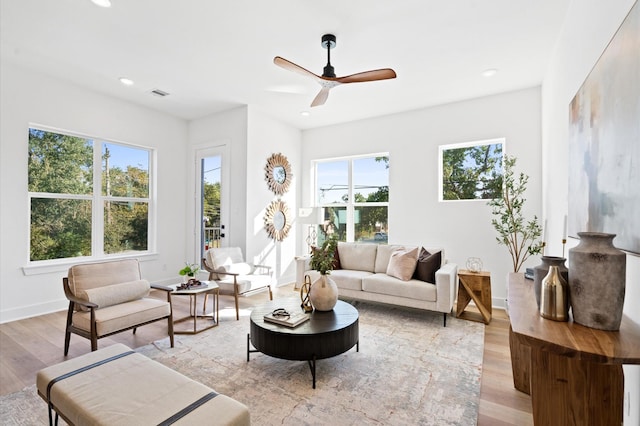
247 106 301 284
541 0 639 423
0 63 189 323
188 106 302 286
302 87 542 307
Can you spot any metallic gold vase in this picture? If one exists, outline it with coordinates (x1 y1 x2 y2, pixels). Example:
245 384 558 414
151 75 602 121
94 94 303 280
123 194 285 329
539 265 569 321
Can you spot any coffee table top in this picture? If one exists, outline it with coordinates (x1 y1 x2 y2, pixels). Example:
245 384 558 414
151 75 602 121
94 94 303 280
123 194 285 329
249 299 359 361
250 299 358 335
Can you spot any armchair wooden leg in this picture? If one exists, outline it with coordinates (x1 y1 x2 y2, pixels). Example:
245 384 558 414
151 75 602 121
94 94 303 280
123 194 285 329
64 303 74 356
234 284 240 321
268 285 273 300
90 309 98 352
202 293 208 315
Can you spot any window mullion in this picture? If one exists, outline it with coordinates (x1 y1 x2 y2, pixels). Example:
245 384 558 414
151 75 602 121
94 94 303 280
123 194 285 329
93 141 104 256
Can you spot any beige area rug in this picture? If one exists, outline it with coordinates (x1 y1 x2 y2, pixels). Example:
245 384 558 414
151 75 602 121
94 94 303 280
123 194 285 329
0 299 484 425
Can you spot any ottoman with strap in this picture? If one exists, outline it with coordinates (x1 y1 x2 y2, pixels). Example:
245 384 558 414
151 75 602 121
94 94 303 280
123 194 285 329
36 343 250 426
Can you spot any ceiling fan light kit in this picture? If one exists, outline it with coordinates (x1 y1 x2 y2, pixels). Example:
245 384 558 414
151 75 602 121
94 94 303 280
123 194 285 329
274 34 396 107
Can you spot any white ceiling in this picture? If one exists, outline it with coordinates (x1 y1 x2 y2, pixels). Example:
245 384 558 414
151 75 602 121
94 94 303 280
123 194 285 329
1 0 571 130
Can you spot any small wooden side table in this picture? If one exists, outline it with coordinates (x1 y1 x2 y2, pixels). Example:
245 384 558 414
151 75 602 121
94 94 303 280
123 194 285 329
456 270 492 324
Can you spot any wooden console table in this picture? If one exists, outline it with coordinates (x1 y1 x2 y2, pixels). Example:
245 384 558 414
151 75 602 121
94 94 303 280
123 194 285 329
456 270 492 324
507 272 640 425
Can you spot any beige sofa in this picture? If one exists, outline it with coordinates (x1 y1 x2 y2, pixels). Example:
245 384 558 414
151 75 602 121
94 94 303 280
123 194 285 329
297 243 457 326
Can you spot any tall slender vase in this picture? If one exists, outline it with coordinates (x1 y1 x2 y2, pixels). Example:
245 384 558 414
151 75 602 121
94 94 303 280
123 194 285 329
309 274 338 311
539 265 569 321
568 232 626 330
533 256 569 309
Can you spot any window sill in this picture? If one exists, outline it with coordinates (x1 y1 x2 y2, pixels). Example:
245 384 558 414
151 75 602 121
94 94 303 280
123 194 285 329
22 252 159 276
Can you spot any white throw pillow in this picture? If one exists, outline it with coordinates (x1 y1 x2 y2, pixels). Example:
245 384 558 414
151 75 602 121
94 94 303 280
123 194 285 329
386 247 419 281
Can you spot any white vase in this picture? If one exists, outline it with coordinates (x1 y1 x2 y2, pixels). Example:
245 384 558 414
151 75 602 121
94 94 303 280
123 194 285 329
309 274 338 311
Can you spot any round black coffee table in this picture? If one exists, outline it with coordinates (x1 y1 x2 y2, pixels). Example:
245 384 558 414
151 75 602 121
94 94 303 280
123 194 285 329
247 299 359 388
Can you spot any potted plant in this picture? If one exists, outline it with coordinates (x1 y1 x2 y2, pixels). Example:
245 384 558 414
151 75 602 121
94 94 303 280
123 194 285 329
310 235 339 275
308 235 339 310
487 155 543 272
178 262 200 283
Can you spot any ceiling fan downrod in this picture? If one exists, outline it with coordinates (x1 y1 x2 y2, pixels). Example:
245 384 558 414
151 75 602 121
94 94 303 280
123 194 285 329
321 34 336 78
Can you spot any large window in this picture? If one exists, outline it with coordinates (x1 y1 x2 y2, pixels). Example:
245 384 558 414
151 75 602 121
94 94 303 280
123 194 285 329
28 127 153 262
439 138 504 201
315 154 389 244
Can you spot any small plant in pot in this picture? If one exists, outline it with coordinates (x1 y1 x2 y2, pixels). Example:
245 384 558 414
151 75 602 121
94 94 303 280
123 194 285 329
307 235 339 311
178 263 200 286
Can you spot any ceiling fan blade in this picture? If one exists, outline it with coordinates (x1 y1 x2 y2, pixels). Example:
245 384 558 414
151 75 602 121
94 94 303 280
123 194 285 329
274 56 321 80
311 87 331 107
337 68 397 84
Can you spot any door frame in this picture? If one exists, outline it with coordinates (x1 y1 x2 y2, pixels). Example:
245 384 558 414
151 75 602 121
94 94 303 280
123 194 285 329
193 143 230 262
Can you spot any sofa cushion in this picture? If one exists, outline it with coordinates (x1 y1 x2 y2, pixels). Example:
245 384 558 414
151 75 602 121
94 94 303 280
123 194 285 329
73 298 171 335
68 259 141 297
374 245 417 273
362 274 437 301
413 248 442 284
327 269 372 291
337 242 377 272
78 279 150 309
386 247 419 281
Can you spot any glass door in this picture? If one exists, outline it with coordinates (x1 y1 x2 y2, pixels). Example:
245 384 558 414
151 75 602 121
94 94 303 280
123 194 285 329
196 146 229 260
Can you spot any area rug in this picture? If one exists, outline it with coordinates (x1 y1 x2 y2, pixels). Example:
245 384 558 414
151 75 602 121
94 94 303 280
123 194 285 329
0 299 484 425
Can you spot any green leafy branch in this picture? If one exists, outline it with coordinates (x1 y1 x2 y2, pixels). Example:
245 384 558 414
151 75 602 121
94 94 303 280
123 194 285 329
487 155 543 272
310 235 339 275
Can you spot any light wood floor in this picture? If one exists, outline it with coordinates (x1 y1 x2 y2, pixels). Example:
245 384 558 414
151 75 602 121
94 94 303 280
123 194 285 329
0 285 532 425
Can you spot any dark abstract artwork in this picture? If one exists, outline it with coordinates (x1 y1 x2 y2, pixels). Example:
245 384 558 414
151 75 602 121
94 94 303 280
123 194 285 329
568 2 640 254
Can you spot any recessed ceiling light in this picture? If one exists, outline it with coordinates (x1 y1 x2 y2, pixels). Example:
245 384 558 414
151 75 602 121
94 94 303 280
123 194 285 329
300 111 310 117
91 0 112 7
482 68 498 78
119 77 134 86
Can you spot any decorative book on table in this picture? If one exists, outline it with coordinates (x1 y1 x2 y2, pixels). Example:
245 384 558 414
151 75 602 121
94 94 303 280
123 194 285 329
263 311 310 328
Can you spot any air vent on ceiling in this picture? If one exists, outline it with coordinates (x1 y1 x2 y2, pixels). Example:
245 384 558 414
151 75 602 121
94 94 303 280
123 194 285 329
150 89 169 97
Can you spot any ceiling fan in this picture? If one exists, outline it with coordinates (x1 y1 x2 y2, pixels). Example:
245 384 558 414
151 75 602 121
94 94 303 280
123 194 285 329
274 34 397 107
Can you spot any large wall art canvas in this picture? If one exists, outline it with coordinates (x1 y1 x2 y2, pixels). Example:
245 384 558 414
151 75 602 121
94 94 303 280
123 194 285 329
568 2 640 254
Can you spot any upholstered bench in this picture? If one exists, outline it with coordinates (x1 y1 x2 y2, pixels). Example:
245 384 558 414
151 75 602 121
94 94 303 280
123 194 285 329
37 343 250 426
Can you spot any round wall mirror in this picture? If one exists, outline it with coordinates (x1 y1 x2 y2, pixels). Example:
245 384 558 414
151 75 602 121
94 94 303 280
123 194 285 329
264 200 291 241
265 153 292 195
273 166 287 184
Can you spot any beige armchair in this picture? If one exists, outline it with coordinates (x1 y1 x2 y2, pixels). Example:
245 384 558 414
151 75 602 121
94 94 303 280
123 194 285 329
63 259 174 355
202 247 273 320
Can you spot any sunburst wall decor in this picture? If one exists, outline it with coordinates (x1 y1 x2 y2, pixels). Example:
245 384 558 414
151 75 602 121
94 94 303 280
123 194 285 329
264 200 291 241
264 152 292 195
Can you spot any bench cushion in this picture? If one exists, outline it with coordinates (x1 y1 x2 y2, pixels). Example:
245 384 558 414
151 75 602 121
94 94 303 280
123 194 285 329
37 343 250 426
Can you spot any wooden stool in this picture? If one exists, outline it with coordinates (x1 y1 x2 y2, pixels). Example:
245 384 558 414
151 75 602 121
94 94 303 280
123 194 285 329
456 270 492 324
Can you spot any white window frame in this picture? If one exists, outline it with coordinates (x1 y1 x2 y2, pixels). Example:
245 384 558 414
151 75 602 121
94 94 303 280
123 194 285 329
313 153 389 242
438 137 505 202
24 125 157 275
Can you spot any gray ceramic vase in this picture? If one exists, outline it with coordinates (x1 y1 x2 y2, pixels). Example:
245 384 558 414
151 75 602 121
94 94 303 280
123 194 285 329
533 256 569 309
568 232 626 330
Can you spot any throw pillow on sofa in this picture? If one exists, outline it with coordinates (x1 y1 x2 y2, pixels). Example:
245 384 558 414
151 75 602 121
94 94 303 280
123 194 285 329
413 248 442 283
386 247 419 281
